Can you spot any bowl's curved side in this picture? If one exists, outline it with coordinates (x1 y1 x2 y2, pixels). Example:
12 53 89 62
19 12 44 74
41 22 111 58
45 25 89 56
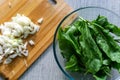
53 6 120 80
53 10 75 80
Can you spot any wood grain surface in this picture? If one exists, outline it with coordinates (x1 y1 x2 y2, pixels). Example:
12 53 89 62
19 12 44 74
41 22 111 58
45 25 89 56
0 0 75 80
0 0 120 80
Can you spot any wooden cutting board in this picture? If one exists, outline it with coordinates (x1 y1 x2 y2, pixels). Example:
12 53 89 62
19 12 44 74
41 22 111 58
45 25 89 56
0 0 75 79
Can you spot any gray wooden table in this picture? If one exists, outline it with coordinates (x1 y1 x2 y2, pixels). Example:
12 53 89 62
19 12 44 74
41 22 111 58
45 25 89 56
1 0 120 80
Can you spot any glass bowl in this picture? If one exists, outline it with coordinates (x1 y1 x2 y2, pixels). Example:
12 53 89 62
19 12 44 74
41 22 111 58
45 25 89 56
53 6 120 80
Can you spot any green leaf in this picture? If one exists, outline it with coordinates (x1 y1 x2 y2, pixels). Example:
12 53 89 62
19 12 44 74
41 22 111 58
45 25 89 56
58 26 81 60
78 21 102 74
105 24 120 36
94 15 109 27
58 28 75 60
65 54 83 72
93 75 107 80
94 15 120 36
103 59 110 65
92 23 120 63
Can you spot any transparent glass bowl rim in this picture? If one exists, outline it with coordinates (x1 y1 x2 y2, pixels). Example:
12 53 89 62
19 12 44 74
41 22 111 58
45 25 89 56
53 6 120 80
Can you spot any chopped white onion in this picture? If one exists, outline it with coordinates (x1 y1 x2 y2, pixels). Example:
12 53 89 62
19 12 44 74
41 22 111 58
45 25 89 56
29 40 35 45
0 14 40 64
23 42 28 48
0 46 3 54
12 14 31 26
9 53 18 58
4 58 12 64
0 56 3 61
5 48 11 54
22 50 28 56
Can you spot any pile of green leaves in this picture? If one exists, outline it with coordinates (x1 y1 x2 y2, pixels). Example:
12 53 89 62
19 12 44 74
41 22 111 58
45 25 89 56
58 15 120 80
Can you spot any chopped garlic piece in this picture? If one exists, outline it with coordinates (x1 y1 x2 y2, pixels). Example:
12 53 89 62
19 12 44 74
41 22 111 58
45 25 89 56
11 70 15 75
23 59 28 67
8 2 12 8
37 18 43 24
29 40 35 45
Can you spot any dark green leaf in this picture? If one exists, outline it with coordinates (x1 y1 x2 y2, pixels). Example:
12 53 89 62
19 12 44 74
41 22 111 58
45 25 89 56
93 75 107 80
65 54 83 72
78 21 102 74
